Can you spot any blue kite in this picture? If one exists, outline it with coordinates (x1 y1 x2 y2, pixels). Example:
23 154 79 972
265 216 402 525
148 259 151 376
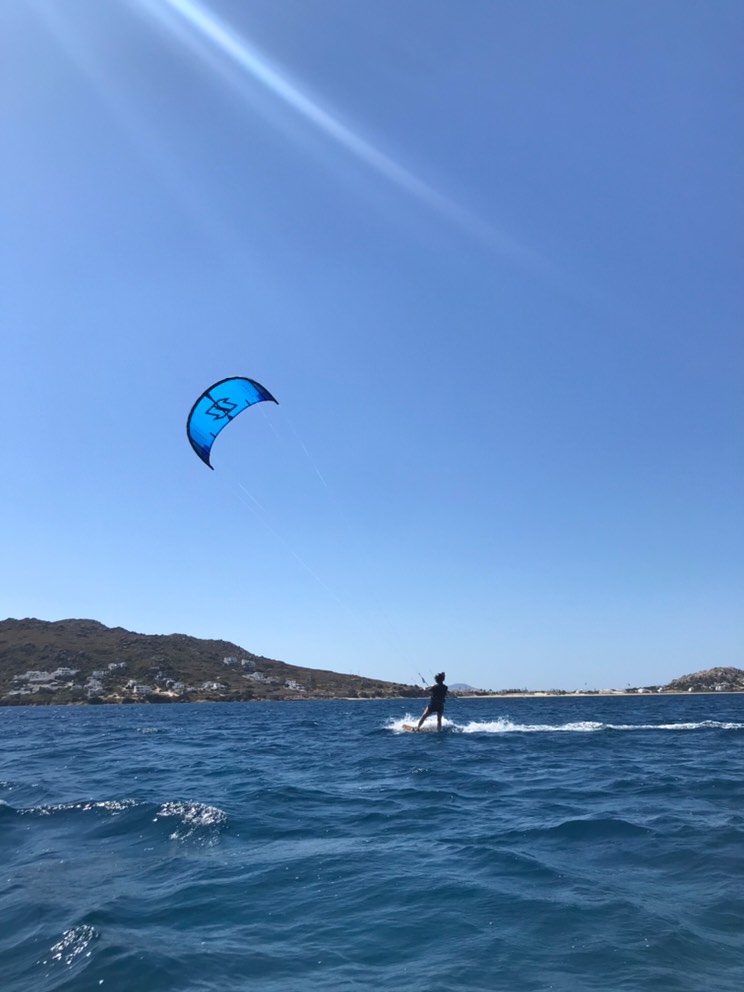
186 376 278 468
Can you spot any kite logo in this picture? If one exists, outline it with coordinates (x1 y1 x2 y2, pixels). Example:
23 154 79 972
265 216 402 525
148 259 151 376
206 398 237 421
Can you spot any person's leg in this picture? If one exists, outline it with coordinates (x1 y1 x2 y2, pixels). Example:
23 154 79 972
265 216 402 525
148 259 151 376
436 712 442 731
416 706 431 730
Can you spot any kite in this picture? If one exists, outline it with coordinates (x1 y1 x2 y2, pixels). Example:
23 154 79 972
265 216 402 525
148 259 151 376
186 376 278 468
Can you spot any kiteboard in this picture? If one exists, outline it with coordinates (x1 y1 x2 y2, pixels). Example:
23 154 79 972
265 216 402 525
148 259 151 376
401 723 419 733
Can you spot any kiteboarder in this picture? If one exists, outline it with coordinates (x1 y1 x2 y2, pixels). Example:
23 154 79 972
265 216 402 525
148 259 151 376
416 672 448 731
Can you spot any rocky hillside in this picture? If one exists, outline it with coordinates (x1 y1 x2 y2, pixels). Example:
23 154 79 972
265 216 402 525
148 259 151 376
662 666 744 693
0 618 420 705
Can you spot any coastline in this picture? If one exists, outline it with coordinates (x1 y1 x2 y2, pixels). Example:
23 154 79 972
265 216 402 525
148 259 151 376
1 690 742 708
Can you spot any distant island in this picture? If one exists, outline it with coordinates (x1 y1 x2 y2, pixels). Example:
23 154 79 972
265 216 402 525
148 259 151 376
464 666 744 697
0 618 742 706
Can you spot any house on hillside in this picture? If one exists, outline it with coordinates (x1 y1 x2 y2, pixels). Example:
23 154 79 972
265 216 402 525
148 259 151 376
125 680 152 696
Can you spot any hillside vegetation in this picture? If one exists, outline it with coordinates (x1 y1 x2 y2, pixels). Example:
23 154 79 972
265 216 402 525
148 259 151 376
0 618 420 705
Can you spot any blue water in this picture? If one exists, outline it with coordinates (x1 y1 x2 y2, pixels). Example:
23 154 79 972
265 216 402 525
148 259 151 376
1 694 742 992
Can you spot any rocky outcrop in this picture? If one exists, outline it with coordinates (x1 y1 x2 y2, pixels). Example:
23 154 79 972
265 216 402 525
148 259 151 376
663 667 744 693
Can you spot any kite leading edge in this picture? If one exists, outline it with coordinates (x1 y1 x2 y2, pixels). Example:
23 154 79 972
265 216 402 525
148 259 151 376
186 376 278 468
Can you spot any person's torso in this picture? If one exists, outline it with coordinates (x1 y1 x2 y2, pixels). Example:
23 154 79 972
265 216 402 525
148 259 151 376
429 683 447 706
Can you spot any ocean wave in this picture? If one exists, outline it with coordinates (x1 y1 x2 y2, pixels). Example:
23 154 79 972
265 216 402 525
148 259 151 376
42 924 99 967
547 816 652 839
3 797 228 845
20 798 139 817
154 800 227 842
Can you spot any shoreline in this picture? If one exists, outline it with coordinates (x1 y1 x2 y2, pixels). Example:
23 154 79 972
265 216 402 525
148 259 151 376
2 689 742 708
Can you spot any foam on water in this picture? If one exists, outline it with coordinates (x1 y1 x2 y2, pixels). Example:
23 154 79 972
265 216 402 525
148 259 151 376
459 718 606 732
43 925 99 966
20 798 139 817
2 796 229 847
466 718 744 733
388 715 743 734
386 714 456 733
154 800 228 842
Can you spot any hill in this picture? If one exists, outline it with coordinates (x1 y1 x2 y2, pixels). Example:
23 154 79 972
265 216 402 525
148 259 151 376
662 666 744 693
0 618 421 705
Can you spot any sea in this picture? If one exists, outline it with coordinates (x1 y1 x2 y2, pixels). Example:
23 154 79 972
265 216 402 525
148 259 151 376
1 693 742 992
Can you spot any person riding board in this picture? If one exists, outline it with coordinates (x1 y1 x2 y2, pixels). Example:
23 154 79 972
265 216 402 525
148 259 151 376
416 672 448 731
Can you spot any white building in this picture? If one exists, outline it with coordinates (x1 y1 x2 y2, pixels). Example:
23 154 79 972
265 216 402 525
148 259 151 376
243 671 275 684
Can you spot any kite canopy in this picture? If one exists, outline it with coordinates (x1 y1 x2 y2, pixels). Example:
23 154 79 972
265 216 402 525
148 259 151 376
186 376 278 468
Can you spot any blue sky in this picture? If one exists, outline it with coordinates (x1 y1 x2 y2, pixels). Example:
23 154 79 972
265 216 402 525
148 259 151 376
2 0 741 690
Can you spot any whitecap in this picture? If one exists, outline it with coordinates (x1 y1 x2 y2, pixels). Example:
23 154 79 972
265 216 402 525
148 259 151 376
47 924 98 966
22 799 139 817
154 800 228 842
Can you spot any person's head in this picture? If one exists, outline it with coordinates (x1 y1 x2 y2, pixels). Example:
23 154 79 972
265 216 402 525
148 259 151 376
435 672 445 683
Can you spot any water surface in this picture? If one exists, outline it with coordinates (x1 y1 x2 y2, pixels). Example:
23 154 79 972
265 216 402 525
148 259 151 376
2 694 742 991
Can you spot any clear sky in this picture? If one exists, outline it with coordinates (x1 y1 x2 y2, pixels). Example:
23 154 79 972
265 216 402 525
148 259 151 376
2 0 741 690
